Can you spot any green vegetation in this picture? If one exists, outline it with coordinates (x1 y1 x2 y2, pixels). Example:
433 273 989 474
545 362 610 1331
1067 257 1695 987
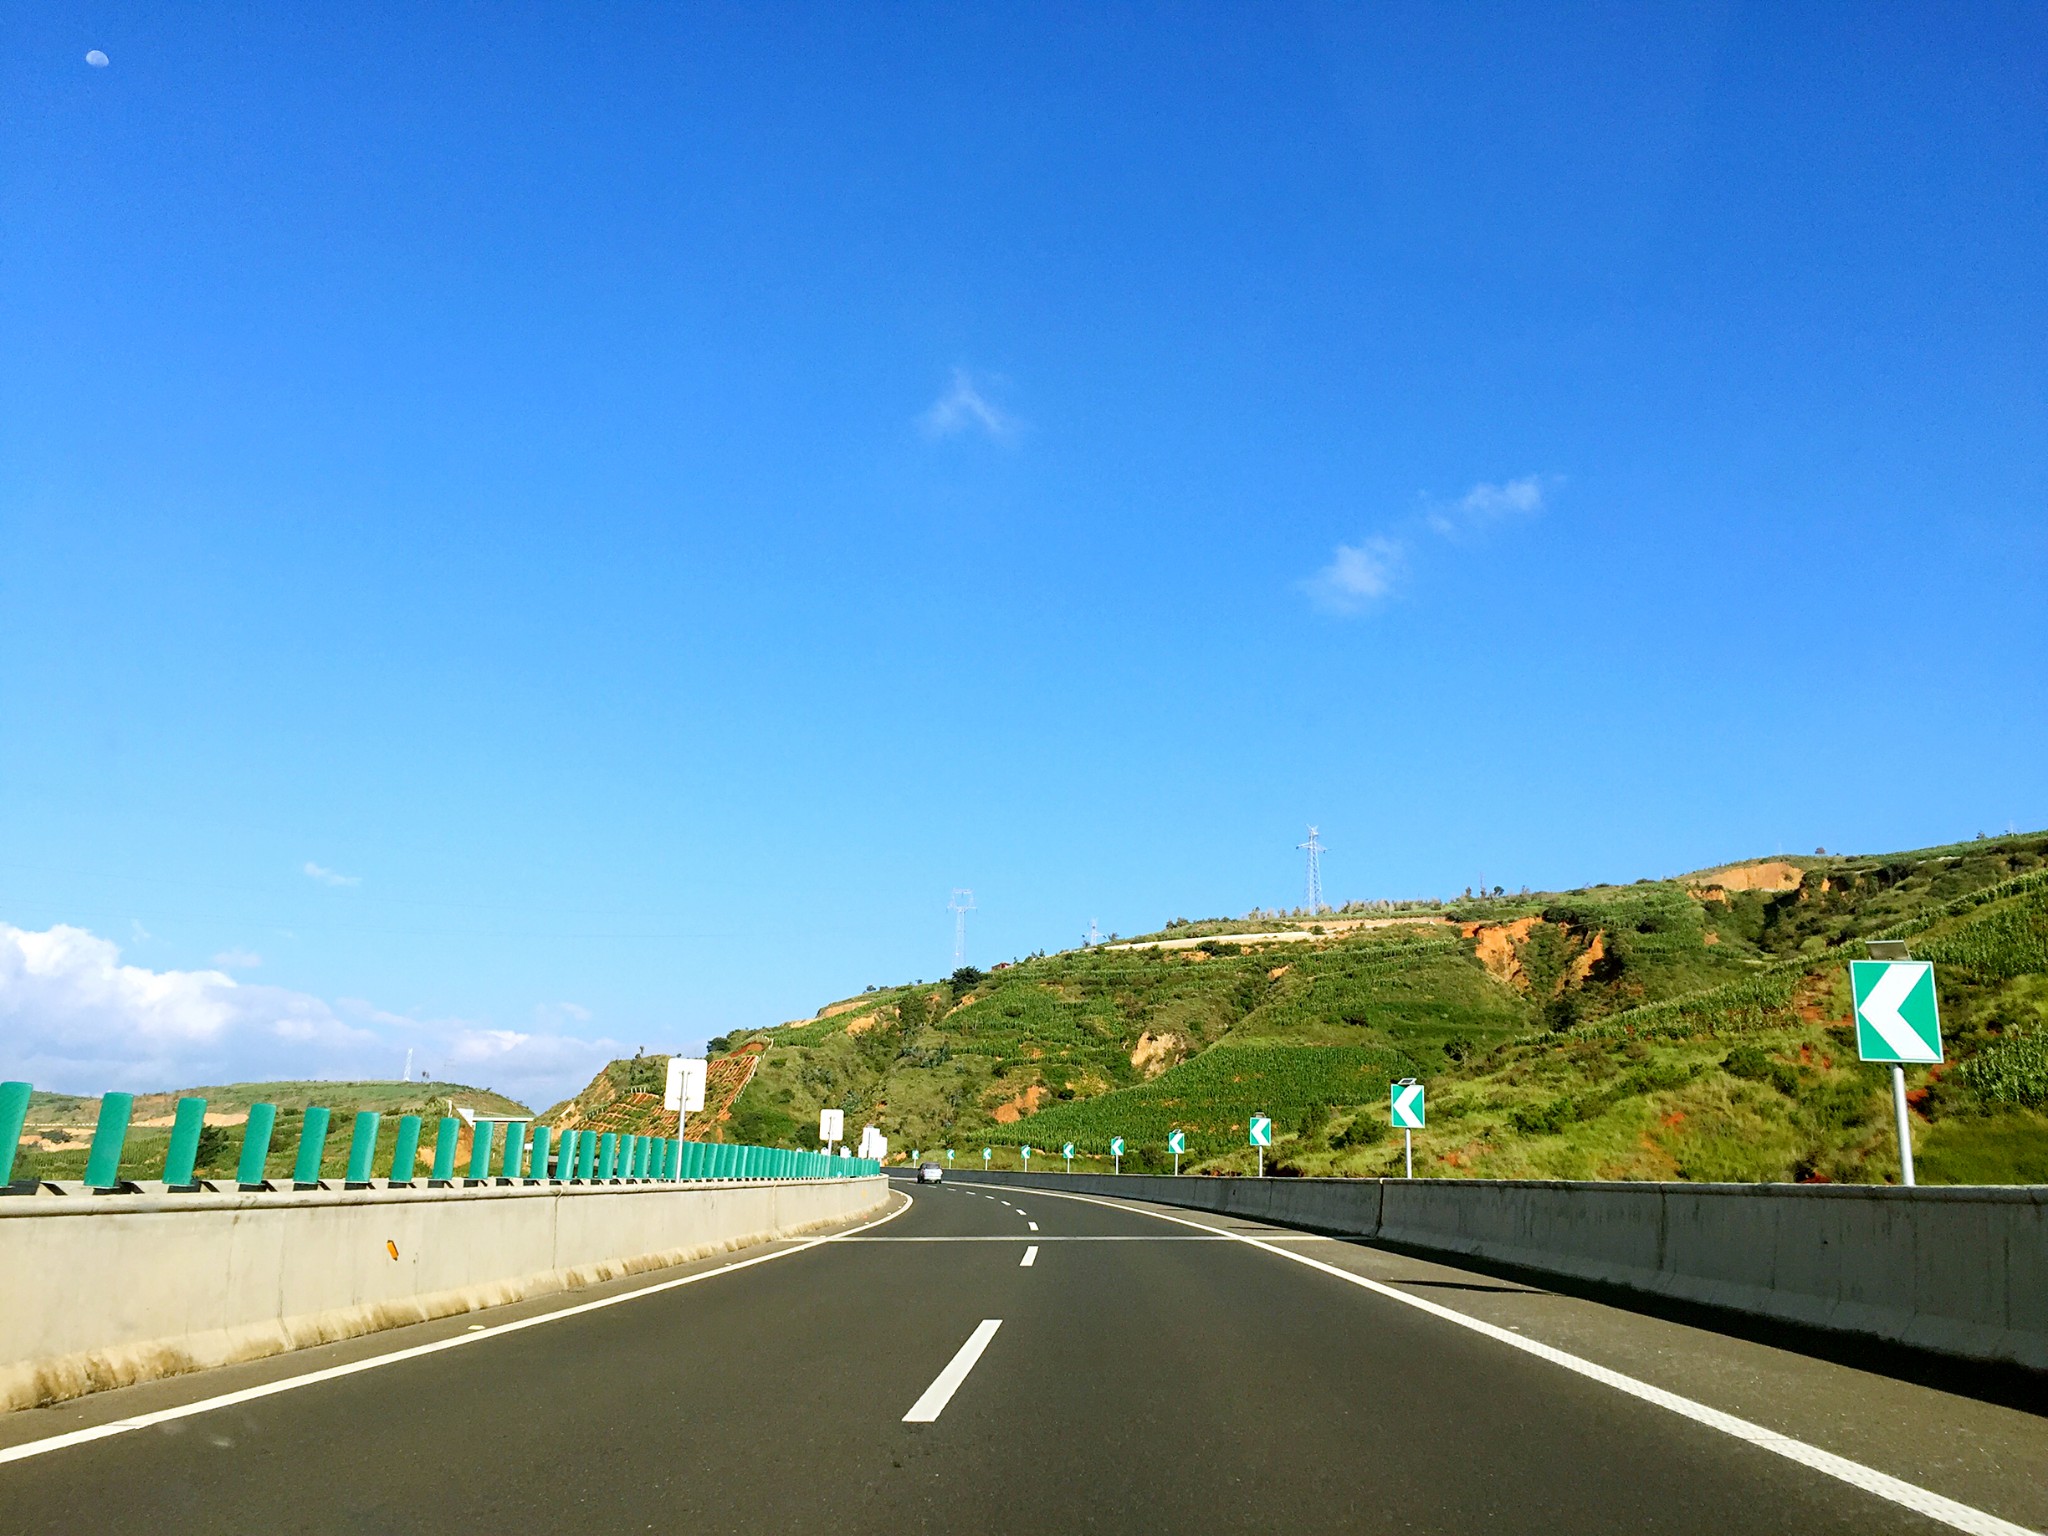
565 831 2048 1184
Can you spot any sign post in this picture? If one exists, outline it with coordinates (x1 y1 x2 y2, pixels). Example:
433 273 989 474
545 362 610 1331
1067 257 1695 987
1022 1144 1032 1170
817 1107 845 1157
666 1057 708 1178
1853 942 1942 1187
1390 1079 1425 1178
1110 1136 1124 1174
982 1146 991 1170
1248 1114 1272 1177
946 1148 955 1167
1168 1129 1185 1176
1062 1141 1075 1172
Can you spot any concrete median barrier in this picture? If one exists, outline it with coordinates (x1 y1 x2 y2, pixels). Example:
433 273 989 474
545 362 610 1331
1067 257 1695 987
956 1171 2047 1370
0 1175 887 1413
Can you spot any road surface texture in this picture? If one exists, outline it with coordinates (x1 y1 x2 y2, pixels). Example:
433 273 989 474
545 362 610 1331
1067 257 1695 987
1 1174 2042 1534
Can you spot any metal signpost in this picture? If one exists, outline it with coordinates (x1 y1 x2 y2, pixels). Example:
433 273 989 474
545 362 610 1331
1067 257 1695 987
1168 1128 1185 1175
1853 941 1942 1187
1110 1136 1124 1174
1022 1145 1032 1169
1390 1078 1425 1178
1248 1114 1272 1177
946 1148 955 1166
666 1056 708 1152
983 1147 992 1169
817 1107 845 1156
1062 1141 1075 1172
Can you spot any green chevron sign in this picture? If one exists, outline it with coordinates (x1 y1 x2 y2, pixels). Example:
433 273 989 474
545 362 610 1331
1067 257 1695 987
1110 1137 1124 1157
1852 961 1943 1064
1062 1142 1075 1159
1391 1080 1426 1129
1167 1130 1185 1155
1248 1114 1272 1148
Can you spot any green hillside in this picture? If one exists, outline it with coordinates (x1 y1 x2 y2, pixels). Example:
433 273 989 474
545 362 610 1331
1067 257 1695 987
695 831 2048 1184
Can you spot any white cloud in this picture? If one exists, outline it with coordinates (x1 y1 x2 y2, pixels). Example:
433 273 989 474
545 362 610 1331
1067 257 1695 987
918 368 1019 441
212 948 262 970
1304 535 1405 614
0 921 617 1109
1305 473 1557 618
303 862 360 887
1424 474 1553 539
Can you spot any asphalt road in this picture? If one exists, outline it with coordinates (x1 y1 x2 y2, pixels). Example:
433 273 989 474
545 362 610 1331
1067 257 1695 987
1 1175 2042 1535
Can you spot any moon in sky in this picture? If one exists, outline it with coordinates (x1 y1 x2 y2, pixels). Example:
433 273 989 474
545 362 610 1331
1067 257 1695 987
85 50 109 67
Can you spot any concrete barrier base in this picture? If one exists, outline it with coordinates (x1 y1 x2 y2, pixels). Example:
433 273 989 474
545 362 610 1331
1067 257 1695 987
0 1176 887 1413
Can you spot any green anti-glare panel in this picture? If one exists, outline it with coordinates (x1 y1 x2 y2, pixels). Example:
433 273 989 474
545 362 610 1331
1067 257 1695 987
468 1121 495 1180
502 1121 526 1179
345 1111 382 1184
84 1091 135 1189
432 1117 460 1181
163 1097 208 1187
0 1081 31 1188
390 1115 423 1182
577 1130 597 1180
238 1104 278 1186
293 1106 332 1187
528 1126 550 1181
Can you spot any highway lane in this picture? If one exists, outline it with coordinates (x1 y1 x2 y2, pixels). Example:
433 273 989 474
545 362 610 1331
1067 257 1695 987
0 1175 2040 1535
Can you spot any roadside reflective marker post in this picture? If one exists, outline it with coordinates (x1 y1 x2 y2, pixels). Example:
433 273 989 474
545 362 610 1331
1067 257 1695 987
238 1103 278 1188
468 1120 496 1182
345 1111 382 1188
163 1096 208 1189
293 1106 332 1189
1391 1079 1426 1179
83 1091 135 1191
1168 1129 1185 1176
0 1081 31 1188
1062 1142 1074 1172
390 1114 422 1183
1854 944 1943 1187
1110 1136 1124 1174
431 1116 460 1184
1248 1114 1272 1178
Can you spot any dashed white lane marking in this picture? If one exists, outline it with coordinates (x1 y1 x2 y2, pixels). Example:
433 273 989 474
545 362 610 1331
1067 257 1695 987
1001 1184 2036 1536
1021 1246 1038 1268
903 1319 1003 1422
1028 1222 1038 1231
0 1191 917 1469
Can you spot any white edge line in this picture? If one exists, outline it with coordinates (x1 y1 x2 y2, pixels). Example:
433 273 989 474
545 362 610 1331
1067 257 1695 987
902 1318 1003 1422
0 1188 916 1469
979 1183 2039 1536
1020 1246 1038 1268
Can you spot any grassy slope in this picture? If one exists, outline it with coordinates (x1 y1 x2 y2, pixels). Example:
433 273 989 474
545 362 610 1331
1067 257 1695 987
707 832 2048 1184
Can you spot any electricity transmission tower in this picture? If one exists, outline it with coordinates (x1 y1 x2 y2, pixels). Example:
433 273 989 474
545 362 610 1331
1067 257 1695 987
949 889 976 965
1298 826 1327 912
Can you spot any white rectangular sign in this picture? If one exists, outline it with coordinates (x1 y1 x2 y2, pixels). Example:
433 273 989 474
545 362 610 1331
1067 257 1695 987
819 1108 845 1144
665 1056 708 1113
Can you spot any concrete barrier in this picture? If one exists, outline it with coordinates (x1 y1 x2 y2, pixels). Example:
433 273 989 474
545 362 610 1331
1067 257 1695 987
0 1175 887 1412
955 1171 2048 1371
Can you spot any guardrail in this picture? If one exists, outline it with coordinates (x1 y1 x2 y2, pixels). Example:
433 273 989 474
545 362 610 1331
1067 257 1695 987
956 1169 2048 1371
0 1080 879 1195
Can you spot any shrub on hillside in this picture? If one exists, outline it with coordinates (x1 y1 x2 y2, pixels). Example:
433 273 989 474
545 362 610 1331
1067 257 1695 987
1958 1029 2048 1108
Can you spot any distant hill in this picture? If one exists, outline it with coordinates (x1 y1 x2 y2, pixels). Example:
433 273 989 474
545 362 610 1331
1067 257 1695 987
639 830 2048 1185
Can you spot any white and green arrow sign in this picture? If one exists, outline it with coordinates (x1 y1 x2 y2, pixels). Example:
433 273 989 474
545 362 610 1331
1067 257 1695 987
1110 1137 1124 1157
1062 1142 1075 1159
1167 1130 1186 1154
1248 1114 1272 1147
1851 960 1943 1064
1391 1080 1425 1129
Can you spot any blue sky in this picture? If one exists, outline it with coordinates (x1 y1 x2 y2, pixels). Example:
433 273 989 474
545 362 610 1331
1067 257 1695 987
3 4 2044 1106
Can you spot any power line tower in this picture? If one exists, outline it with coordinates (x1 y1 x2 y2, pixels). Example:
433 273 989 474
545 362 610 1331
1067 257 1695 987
949 888 976 966
1085 917 1101 948
1297 826 1327 912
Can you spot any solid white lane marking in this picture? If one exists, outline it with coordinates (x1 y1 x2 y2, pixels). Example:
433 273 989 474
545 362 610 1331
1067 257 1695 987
0 1190 916 1469
903 1319 1003 1422
995 1184 2033 1536
1028 1221 1038 1231
1020 1246 1038 1268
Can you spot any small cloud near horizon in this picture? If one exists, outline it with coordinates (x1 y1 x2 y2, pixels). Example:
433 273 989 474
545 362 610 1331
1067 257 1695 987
212 948 262 970
918 368 1020 441
303 861 360 887
1305 473 1556 617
